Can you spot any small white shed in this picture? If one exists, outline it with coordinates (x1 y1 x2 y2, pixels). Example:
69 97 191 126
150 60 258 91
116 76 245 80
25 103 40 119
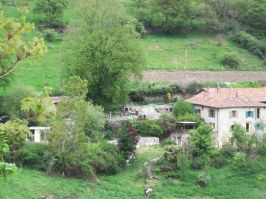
29 126 51 143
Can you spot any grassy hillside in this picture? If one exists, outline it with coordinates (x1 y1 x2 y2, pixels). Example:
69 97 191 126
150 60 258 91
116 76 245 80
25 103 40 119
1 147 266 199
142 34 263 70
1 0 264 93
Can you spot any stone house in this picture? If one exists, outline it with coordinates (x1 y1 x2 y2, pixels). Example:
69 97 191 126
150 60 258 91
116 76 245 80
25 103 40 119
186 87 266 147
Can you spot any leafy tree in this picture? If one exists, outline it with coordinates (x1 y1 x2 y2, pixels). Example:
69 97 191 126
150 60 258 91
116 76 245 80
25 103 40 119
133 0 195 33
34 0 69 26
0 120 30 180
189 123 214 157
230 124 256 157
65 0 144 109
0 84 35 119
235 0 266 35
21 87 56 126
48 76 106 178
173 100 194 117
0 7 46 85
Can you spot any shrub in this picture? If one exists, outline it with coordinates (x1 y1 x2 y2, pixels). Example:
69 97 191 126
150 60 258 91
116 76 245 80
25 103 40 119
177 152 191 175
189 124 214 157
186 82 202 95
17 143 50 171
220 144 236 159
197 171 211 187
232 152 247 169
42 29 62 42
231 31 266 59
129 84 182 99
128 91 145 103
161 139 176 147
159 113 177 137
230 125 256 156
164 145 183 163
257 134 266 155
191 154 211 170
221 53 240 69
0 84 35 119
173 100 194 117
81 142 121 176
118 127 139 159
210 150 228 168
135 120 163 137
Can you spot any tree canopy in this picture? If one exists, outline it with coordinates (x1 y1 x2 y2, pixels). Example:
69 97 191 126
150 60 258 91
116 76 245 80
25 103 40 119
0 8 46 86
65 0 144 109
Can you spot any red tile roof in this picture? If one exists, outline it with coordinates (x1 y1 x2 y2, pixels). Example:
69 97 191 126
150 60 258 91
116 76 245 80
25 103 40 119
186 87 266 108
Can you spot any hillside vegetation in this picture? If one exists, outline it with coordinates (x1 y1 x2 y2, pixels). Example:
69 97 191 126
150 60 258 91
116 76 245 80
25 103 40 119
0 0 265 93
1 147 266 199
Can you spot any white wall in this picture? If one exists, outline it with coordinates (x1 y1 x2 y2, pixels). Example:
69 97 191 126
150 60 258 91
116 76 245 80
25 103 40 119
194 106 266 147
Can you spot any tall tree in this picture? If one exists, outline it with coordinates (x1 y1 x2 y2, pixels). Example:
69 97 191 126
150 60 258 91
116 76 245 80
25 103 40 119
65 0 144 109
0 7 46 85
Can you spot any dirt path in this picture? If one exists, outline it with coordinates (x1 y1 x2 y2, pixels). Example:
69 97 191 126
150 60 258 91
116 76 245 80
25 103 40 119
142 71 266 84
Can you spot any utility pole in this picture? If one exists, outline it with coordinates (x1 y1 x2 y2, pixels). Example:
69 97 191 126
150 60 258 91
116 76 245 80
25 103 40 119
185 47 188 81
59 48 63 95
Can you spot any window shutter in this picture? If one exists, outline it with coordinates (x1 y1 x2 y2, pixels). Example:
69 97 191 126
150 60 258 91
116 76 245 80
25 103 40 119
246 112 248 118
252 111 254 118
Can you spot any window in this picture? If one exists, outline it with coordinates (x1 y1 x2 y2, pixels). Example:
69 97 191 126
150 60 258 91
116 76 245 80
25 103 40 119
195 108 201 114
257 108 260 119
246 123 250 132
231 110 237 118
231 124 235 131
209 109 215 118
246 111 254 118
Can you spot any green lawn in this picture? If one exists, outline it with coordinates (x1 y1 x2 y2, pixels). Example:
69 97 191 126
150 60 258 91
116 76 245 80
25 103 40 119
1 147 266 199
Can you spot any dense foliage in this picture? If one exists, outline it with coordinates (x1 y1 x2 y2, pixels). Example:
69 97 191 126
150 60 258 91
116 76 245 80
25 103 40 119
34 0 69 26
135 120 163 137
173 100 194 117
65 0 144 109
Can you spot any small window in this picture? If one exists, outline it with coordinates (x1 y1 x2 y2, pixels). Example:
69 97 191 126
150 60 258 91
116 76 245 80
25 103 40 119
209 109 215 118
257 108 260 119
195 108 201 114
246 111 254 118
231 125 235 131
231 110 237 118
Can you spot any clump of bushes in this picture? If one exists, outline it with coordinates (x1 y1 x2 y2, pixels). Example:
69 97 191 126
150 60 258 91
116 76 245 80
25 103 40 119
129 84 182 103
42 29 62 42
135 120 163 137
173 100 194 117
221 53 240 69
164 145 183 163
161 138 176 147
17 143 50 171
159 113 177 137
231 31 266 59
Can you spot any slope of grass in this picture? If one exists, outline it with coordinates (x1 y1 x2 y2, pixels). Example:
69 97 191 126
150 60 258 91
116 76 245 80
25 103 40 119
142 34 263 70
1 147 266 199
1 1 264 93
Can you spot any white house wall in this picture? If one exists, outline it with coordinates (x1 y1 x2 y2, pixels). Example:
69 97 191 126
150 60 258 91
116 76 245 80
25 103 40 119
194 106 266 147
